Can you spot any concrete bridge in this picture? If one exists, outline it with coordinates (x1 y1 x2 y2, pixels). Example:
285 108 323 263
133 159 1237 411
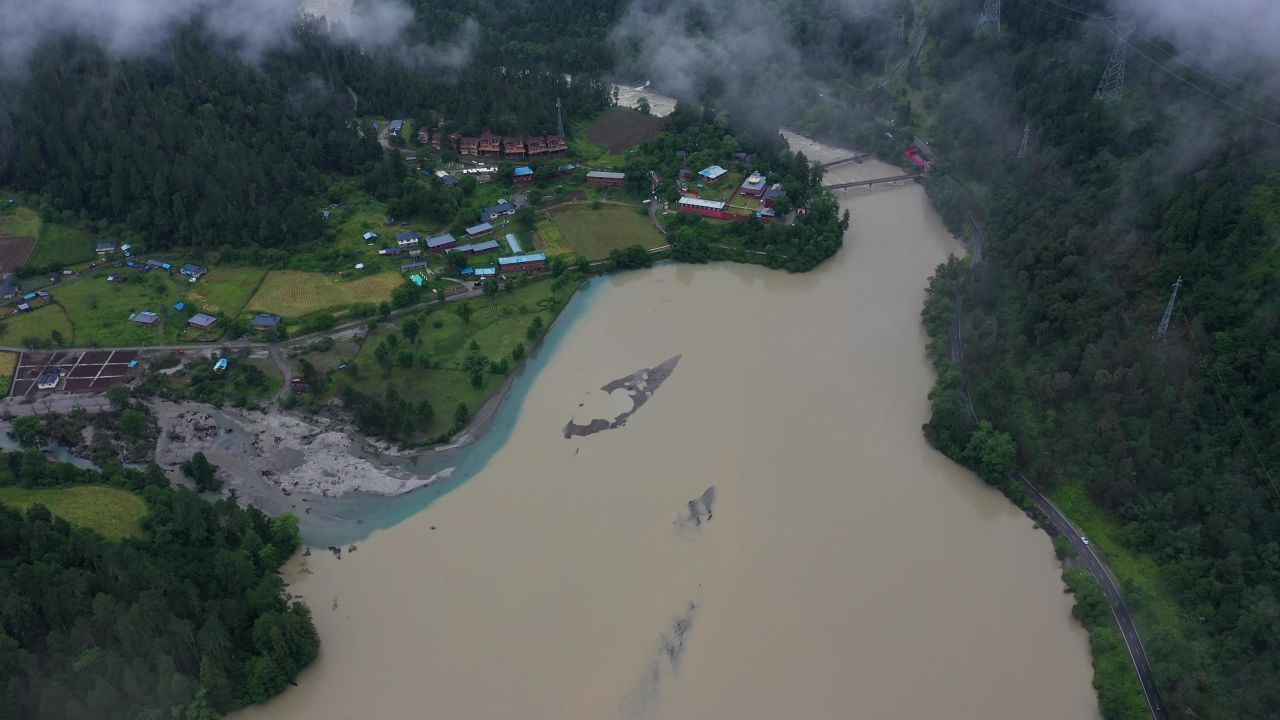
824 174 921 190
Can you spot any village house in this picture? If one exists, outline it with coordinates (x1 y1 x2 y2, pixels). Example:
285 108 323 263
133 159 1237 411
481 199 517 223
761 183 786 209
180 263 208 280
401 261 430 272
739 172 768 197
587 170 626 187
503 137 526 157
36 369 61 391
388 119 404 135
546 135 567 154
425 232 459 253
679 196 739 221
252 313 282 331
397 231 421 247
130 311 161 326
417 127 431 144
525 136 548 156
474 267 498 278
698 165 728 184
145 259 173 270
432 130 445 148
478 131 501 155
95 241 116 254
498 253 547 272
465 222 495 239
2 274 19 299
452 239 501 254
188 313 219 330
513 166 534 183
378 247 402 256
459 136 480 155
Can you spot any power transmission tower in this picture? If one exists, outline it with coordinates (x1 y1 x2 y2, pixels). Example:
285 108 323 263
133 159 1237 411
1153 276 1182 339
976 0 1000 32
899 15 907 42
1095 23 1136 103
1017 123 1031 159
556 97 564 138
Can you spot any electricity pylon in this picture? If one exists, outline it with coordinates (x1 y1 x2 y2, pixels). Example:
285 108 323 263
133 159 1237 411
1096 23 1137 103
976 0 1000 32
1017 123 1031 159
1153 276 1182 339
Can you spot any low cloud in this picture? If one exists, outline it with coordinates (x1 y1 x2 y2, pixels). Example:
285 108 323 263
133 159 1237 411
1116 0 1280 86
0 0 476 72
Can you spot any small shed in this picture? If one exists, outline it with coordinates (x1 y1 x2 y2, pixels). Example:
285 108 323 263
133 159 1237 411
130 311 161 326
252 313 282 330
465 222 494 239
95 241 117 254
505 234 523 253
36 369 61 390
188 313 219 330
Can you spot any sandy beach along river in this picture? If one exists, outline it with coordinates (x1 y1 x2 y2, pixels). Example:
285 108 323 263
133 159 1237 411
234 135 1100 720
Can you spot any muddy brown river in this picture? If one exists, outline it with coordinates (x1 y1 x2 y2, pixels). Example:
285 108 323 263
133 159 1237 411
236 135 1100 719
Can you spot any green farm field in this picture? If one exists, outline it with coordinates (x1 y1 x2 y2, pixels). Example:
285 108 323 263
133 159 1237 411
0 485 147 540
547 205 665 259
29 223 96 268
55 272 188 346
184 266 267 316
248 270 404 317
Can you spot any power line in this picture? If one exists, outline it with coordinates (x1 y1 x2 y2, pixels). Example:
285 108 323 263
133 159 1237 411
1131 36 1280 117
1124 40 1280 130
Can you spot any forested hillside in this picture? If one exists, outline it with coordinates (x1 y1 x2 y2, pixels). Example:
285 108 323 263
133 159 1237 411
0 6 611 255
0 454 316 719
800 1 1280 718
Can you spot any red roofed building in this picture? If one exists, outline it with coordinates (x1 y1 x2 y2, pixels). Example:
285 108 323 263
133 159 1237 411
526 136 549 156
678 196 741 221
478 131 501 155
503 137 526 157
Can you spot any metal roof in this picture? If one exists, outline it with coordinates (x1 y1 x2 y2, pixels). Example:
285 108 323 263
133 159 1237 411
505 234 522 253
679 196 727 210
425 233 458 248
455 239 500 253
498 253 547 266
252 313 281 326
466 222 494 235
474 267 497 276
189 313 218 327
587 171 626 180
396 231 420 243
698 165 727 179
513 166 534 176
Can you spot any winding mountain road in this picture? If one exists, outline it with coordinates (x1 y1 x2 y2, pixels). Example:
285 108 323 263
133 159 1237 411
954 216 1166 720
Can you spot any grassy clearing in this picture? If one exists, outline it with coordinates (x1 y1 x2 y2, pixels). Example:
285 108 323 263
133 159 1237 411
248 270 403 317
0 485 146 540
29 223 95 268
548 204 664 259
0 350 16 397
54 272 188 346
533 219 574 258
0 303 72 347
347 279 569 436
0 206 41 237
184 266 267 316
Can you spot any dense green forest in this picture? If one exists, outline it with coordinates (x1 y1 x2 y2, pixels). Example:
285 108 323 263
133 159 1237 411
0 453 316 718
797 1 1280 718
0 9 611 257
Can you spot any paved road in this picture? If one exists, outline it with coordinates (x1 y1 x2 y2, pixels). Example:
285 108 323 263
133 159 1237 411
953 216 1166 720
1014 472 1168 720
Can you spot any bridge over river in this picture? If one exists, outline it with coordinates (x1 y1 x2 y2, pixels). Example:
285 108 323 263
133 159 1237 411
824 173 922 190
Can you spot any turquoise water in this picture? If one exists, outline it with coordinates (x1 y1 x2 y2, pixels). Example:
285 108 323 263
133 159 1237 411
299 278 601 547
